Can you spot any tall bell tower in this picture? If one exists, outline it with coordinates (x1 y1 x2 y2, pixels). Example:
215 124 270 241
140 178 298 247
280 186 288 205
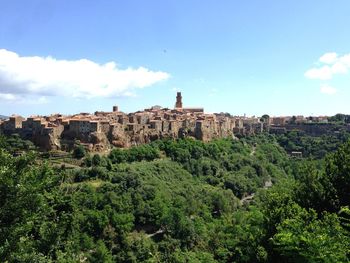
175 92 183 109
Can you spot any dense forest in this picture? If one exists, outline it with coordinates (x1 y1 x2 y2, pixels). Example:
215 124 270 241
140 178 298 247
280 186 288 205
1 132 350 262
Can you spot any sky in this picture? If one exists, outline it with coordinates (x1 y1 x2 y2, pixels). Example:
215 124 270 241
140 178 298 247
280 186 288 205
0 0 350 117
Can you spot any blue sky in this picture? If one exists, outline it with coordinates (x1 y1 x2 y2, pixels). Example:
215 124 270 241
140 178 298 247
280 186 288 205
0 0 350 117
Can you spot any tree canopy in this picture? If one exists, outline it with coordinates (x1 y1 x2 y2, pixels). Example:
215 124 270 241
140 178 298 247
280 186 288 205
0 134 349 262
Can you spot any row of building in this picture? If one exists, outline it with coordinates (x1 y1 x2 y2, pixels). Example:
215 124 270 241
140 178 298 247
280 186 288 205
0 92 335 152
0 94 245 151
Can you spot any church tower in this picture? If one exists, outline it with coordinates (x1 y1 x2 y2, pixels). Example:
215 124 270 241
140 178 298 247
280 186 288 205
175 92 183 109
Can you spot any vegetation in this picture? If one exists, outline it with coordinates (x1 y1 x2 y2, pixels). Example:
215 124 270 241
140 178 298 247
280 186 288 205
0 134 36 154
276 130 350 159
0 133 350 262
73 144 86 159
328 113 350 124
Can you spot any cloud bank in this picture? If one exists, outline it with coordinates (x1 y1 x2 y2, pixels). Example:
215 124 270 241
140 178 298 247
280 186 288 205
0 49 169 101
305 52 350 80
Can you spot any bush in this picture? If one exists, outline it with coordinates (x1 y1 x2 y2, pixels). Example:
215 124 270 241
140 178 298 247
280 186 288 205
73 145 86 159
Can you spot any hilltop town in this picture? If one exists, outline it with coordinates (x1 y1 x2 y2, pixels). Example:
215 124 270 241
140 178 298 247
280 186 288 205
0 92 348 152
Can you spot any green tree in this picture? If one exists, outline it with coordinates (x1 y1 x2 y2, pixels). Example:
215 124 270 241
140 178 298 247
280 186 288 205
92 154 102 166
260 114 270 123
73 145 86 159
272 210 350 262
325 140 350 208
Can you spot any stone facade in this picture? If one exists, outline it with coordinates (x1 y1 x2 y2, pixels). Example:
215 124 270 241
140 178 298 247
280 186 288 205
175 92 183 108
0 95 243 151
3 94 336 152
2 110 340 152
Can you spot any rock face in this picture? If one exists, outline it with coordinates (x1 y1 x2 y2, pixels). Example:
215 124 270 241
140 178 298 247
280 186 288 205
109 123 130 148
1 93 344 152
2 107 344 153
89 132 110 152
32 132 61 151
269 123 350 136
0 94 245 151
0 108 238 151
2 110 344 152
0 116 65 151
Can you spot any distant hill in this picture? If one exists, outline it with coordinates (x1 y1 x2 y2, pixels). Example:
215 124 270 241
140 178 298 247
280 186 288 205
0 115 9 120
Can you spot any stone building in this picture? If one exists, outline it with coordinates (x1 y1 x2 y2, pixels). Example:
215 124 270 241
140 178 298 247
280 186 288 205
69 119 100 134
0 92 246 151
175 92 183 108
2 115 24 132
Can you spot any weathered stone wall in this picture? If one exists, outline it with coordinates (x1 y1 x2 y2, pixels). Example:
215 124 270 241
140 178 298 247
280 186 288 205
268 123 350 136
0 108 248 151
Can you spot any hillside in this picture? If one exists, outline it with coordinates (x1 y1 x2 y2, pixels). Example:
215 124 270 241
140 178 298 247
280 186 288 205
0 134 349 262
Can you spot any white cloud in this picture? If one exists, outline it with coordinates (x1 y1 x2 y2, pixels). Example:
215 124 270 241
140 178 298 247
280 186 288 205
339 54 350 67
319 52 338 64
0 49 170 100
0 93 16 100
305 52 350 80
0 92 49 104
331 62 348 74
305 66 333 80
320 84 337 95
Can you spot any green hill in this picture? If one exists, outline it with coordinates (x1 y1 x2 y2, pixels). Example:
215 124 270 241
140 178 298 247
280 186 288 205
0 135 349 262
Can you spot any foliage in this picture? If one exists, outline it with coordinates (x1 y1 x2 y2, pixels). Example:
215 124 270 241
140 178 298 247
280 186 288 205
328 113 350 124
0 134 36 154
276 130 350 159
271 211 350 262
109 144 160 163
72 144 86 159
1 134 350 262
